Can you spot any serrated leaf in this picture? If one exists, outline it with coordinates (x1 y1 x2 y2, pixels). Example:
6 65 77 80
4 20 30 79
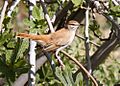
32 6 43 20
3 17 10 25
6 50 13 63
23 18 35 27
71 0 83 6
14 59 26 68
109 6 120 17
16 39 29 59
110 6 120 13
7 41 15 48
0 46 6 55
0 30 13 46
10 39 22 65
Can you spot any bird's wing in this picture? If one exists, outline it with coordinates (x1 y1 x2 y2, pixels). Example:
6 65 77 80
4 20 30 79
50 28 70 46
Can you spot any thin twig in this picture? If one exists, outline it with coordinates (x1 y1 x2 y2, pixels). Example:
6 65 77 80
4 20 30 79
53 1 73 26
39 0 58 76
112 0 119 5
84 2 92 74
28 0 36 86
51 0 63 23
40 0 55 33
76 34 100 48
61 50 98 86
7 0 21 17
84 2 92 85
0 0 8 32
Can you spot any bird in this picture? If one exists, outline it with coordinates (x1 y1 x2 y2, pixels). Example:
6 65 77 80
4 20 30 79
17 20 80 67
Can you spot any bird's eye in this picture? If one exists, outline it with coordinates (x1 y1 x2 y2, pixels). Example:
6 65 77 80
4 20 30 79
69 24 75 25
69 23 79 26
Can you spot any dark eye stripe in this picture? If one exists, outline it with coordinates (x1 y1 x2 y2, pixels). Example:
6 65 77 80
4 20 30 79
69 24 79 26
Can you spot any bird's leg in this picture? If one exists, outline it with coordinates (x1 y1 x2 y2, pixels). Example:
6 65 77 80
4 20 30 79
55 45 68 69
55 52 65 68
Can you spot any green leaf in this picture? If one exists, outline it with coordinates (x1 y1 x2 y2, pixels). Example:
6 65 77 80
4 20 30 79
32 6 44 20
89 20 100 31
3 17 11 25
0 29 13 47
7 41 15 48
23 18 35 27
109 6 120 17
55 66 76 86
14 59 26 68
71 0 83 6
75 73 83 85
6 50 13 63
110 6 120 13
16 39 29 59
10 39 22 65
55 67 68 86
0 46 6 55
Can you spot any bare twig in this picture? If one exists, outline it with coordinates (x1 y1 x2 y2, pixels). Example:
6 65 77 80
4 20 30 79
51 0 63 24
7 0 21 17
112 0 119 5
39 0 58 77
28 0 36 86
89 33 119 70
40 0 55 33
0 0 8 32
76 34 100 47
42 50 58 79
84 2 92 85
61 50 98 86
84 2 92 74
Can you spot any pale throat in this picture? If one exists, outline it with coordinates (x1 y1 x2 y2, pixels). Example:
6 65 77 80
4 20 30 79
67 25 78 31
67 26 78 45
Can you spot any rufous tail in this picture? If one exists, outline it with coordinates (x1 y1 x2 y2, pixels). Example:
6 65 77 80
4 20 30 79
17 33 42 40
17 33 37 39
17 33 50 42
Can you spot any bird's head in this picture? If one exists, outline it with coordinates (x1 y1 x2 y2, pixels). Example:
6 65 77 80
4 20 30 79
67 20 80 31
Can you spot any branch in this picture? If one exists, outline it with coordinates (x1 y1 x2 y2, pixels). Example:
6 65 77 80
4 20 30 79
84 3 92 74
28 0 36 85
89 13 120 70
40 0 54 33
112 0 120 5
89 33 119 70
83 2 92 85
7 0 21 17
0 0 8 32
51 0 63 24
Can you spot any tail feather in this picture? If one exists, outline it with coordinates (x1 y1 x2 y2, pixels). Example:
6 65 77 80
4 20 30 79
17 33 51 43
17 33 31 38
